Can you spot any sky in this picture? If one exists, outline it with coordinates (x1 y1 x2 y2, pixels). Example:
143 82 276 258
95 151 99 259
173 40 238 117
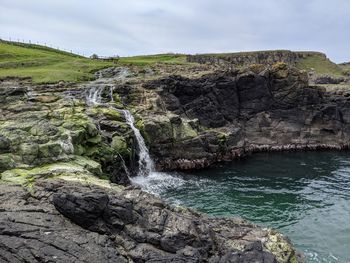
0 0 349 62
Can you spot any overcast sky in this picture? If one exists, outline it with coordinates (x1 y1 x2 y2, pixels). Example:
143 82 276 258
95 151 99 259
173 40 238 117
1 0 349 62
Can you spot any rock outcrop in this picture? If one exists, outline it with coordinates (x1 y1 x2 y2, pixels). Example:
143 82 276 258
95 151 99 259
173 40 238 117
0 179 302 263
141 63 350 170
0 77 134 185
187 50 326 68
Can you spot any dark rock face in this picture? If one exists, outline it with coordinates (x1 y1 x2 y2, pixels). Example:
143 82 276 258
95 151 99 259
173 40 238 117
186 50 326 67
312 75 346 84
0 182 127 263
143 64 350 170
150 64 310 128
0 180 301 262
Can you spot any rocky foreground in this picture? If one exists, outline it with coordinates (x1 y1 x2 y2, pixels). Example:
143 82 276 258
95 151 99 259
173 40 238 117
2 61 347 262
0 179 302 262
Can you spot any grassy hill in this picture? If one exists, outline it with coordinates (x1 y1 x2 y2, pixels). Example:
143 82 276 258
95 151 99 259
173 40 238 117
0 40 346 83
0 40 188 83
118 54 186 66
0 40 115 83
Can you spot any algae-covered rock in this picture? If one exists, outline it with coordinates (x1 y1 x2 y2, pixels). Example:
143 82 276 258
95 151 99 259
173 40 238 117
111 135 128 155
271 62 290 78
172 119 198 140
90 107 124 121
0 154 16 172
143 114 199 145
29 122 59 136
38 141 63 158
0 156 102 186
264 229 300 263
34 95 59 103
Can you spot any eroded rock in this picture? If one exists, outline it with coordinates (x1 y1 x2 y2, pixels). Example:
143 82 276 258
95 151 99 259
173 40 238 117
0 179 303 262
141 63 350 170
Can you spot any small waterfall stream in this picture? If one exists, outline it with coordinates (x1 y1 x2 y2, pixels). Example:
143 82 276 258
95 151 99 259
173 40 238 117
85 69 155 177
120 109 155 176
83 68 205 197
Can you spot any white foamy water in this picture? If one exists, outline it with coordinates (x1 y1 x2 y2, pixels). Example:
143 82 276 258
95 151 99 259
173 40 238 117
87 86 104 105
131 171 187 195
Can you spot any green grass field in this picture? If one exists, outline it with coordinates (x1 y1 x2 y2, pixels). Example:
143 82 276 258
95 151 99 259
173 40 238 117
0 41 188 83
0 40 115 83
118 53 187 66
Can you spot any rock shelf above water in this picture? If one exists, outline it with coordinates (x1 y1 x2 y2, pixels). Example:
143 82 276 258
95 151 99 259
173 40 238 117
0 179 302 262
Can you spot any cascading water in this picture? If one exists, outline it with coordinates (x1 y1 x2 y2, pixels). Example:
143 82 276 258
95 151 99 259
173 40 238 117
85 68 155 177
87 86 104 105
83 68 219 195
119 109 155 176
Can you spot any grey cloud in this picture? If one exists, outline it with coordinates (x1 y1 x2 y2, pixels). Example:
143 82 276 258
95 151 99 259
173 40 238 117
0 0 349 62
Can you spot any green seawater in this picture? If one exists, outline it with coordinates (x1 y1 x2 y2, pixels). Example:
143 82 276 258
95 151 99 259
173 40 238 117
133 151 350 263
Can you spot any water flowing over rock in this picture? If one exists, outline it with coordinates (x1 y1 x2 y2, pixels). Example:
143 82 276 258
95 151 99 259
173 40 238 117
121 109 155 176
84 68 155 177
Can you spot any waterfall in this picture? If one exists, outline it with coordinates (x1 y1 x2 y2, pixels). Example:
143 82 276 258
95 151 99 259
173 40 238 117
119 109 155 176
85 73 154 176
87 86 104 105
109 86 114 102
83 68 186 196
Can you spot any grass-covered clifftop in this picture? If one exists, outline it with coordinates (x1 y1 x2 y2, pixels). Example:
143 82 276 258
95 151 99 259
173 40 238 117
0 40 115 83
0 40 188 83
295 53 344 76
0 40 346 84
187 50 345 76
340 63 350 76
118 53 187 66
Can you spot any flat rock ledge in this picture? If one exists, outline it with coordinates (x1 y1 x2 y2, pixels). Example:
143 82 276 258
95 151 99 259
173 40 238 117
0 179 304 263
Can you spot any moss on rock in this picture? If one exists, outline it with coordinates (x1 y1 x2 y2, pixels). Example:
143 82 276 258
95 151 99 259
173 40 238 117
264 229 299 263
0 154 16 172
111 135 129 156
0 156 102 187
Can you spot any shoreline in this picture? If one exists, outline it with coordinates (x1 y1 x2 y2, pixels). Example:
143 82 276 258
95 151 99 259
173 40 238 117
156 143 350 171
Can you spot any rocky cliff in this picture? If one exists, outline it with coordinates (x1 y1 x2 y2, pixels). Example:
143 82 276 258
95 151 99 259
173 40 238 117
140 63 350 170
4 58 348 263
187 50 326 67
